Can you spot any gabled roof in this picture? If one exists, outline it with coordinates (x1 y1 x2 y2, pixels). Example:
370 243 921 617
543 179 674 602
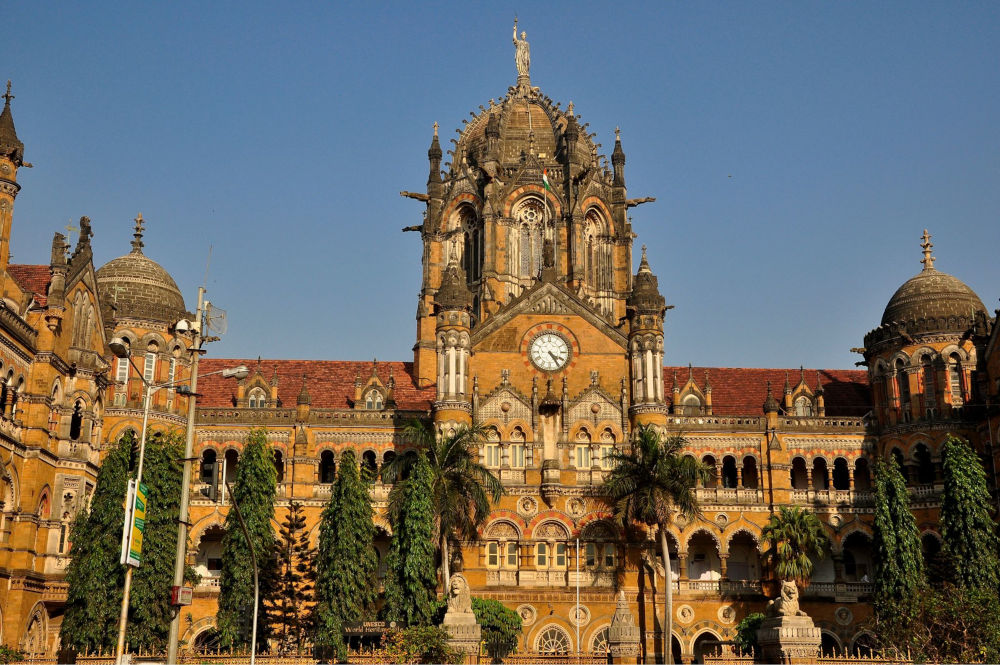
197 359 434 411
664 366 870 417
8 264 50 307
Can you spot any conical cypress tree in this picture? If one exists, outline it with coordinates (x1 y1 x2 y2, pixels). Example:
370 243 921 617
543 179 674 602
60 431 133 652
217 428 277 649
267 500 315 654
872 456 925 621
940 435 1000 591
126 431 186 651
383 453 437 627
314 450 378 660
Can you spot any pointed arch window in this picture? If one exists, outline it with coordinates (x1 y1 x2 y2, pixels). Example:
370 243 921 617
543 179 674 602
794 395 813 417
365 390 383 410
248 388 267 409
895 359 910 413
921 356 936 412
69 400 84 441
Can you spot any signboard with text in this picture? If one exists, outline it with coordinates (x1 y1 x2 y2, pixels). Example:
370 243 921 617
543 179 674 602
119 479 148 567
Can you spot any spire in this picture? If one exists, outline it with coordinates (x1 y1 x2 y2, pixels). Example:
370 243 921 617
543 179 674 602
611 126 625 187
628 245 666 316
130 213 145 254
436 242 473 311
427 122 442 188
0 80 25 167
920 229 935 271
763 380 780 413
296 374 311 405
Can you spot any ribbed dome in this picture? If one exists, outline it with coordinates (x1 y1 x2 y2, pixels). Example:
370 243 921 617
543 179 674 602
96 216 187 323
880 267 985 328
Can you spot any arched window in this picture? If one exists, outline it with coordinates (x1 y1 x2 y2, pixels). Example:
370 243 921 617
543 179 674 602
575 429 592 468
921 356 936 413
895 358 910 413
741 456 758 489
854 458 871 491
510 427 526 468
69 400 84 441
273 450 285 483
223 449 239 487
514 197 545 279
200 450 217 500
485 428 501 468
143 350 157 383
362 450 378 475
948 353 964 405
682 394 701 416
812 458 829 490
248 388 267 409
891 448 909 484
702 455 718 488
365 390 383 410
536 626 571 655
721 456 738 489
832 457 850 491
319 450 336 483
791 457 808 490
794 396 812 417
914 443 934 485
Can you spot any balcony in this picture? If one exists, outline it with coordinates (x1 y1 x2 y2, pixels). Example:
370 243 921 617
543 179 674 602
790 489 875 507
720 579 763 596
695 488 764 505
677 579 721 595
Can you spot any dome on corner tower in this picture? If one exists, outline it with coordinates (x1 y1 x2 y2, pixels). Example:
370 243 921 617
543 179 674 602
879 230 985 331
96 214 187 324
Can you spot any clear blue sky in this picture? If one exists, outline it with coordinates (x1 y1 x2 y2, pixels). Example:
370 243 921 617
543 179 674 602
5 2 999 369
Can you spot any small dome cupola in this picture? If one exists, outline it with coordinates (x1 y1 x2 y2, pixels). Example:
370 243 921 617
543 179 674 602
435 248 473 311
96 213 187 324
627 246 666 316
879 230 986 330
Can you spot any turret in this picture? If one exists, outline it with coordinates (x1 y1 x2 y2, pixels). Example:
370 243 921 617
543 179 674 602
433 252 473 424
427 122 443 209
627 246 670 426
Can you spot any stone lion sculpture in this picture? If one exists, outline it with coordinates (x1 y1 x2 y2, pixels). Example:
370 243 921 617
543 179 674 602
446 573 473 615
765 580 806 617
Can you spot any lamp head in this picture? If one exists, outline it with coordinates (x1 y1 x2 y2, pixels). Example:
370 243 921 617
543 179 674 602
222 365 250 380
109 337 131 358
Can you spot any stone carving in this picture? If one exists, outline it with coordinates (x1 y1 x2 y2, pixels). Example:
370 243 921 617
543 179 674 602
719 605 736 624
485 521 518 539
517 496 538 517
566 497 585 518
442 573 481 653
528 294 571 315
570 604 590 626
677 605 694 624
766 580 806 617
835 606 853 626
513 20 530 79
517 604 537 626
447 573 473 615
607 589 641 657
536 521 569 539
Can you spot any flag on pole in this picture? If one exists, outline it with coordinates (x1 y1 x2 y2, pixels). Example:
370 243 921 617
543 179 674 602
542 168 552 192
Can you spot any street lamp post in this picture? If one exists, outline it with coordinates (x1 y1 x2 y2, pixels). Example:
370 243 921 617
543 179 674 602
109 315 247 665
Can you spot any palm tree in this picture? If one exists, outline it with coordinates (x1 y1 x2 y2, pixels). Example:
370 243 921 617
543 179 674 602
602 426 709 665
761 506 829 587
382 420 504 589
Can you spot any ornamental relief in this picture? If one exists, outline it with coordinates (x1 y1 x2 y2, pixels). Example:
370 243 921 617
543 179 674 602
785 437 865 451
478 388 532 426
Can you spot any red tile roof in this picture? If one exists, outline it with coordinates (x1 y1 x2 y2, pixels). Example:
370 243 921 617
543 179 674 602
665 366 871 417
8 264 50 307
197 358 435 411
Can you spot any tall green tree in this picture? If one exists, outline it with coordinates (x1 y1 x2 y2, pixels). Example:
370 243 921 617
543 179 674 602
383 421 503 590
872 457 925 622
217 428 277 649
601 426 708 665
939 435 1000 591
266 500 315 654
126 431 189 651
383 452 438 627
60 430 133 652
761 506 829 587
314 450 378 660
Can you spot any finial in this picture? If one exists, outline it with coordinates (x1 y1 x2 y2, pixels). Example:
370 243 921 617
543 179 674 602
568 101 575 116
433 121 439 137
688 363 693 381
920 229 935 271
641 245 647 262
131 212 145 254
615 126 621 141
2 81 12 106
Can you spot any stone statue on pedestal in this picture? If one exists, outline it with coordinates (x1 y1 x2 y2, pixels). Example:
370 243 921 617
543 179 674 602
441 573 481 654
757 581 822 664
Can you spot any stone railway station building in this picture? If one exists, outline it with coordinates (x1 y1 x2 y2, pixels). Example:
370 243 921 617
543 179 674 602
0 43 997 663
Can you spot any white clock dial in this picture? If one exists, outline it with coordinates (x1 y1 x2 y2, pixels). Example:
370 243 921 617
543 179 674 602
529 333 570 371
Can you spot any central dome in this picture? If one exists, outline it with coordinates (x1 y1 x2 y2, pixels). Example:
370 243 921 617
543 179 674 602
881 268 985 328
96 217 187 324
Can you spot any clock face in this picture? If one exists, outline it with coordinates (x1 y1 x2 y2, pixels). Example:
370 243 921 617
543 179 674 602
529 333 570 371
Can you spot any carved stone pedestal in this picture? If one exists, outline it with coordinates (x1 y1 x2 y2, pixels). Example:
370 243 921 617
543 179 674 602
757 615 822 664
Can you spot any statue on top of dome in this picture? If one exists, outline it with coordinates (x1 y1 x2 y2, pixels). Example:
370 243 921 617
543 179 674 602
513 18 530 80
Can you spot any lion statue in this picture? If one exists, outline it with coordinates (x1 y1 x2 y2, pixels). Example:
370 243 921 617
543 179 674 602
446 573 473 615
765 580 806 617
